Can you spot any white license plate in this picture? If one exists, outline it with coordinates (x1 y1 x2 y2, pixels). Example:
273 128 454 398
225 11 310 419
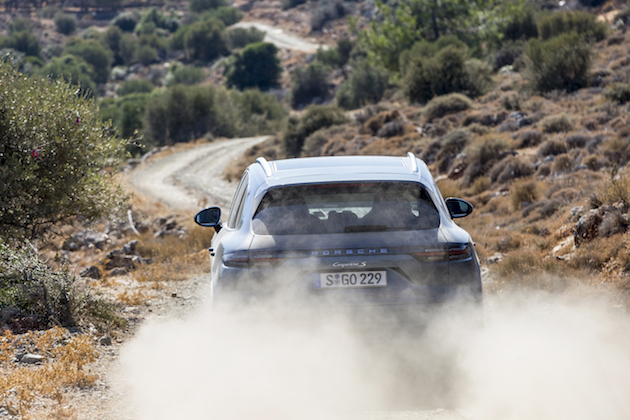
314 271 387 289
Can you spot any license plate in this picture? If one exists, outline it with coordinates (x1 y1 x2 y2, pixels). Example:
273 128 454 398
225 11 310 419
314 271 387 289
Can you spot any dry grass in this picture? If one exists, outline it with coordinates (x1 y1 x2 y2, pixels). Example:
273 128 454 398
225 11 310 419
0 327 98 419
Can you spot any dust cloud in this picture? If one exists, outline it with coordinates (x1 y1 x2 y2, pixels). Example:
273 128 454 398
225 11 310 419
117 284 630 420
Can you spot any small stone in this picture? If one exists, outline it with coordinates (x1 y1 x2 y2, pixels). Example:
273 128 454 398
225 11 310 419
99 335 113 346
80 265 101 279
20 354 44 364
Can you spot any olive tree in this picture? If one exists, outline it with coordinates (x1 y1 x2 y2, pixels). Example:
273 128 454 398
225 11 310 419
0 62 127 240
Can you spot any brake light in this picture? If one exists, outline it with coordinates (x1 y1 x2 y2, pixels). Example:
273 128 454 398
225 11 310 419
412 245 472 263
222 252 285 268
448 244 472 261
222 252 249 268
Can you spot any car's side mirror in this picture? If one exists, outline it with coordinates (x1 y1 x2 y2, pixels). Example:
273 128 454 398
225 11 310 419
445 197 474 218
194 207 222 232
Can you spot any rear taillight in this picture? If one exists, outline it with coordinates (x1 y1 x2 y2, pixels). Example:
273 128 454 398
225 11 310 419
222 251 249 268
448 244 472 261
222 252 284 268
412 245 472 263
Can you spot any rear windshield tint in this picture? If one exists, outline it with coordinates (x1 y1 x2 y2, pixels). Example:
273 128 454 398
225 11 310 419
252 182 440 235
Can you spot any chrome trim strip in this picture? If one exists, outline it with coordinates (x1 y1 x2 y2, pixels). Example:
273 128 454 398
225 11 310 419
407 152 418 173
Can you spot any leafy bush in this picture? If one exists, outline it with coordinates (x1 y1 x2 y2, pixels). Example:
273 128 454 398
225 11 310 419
605 83 630 104
0 31 41 57
540 113 573 133
226 42 281 91
336 59 389 110
184 18 227 62
423 93 472 121
117 79 154 96
64 39 114 84
538 10 607 42
0 242 122 330
138 8 179 33
135 44 158 65
100 93 151 147
53 12 77 36
112 12 140 32
511 181 538 210
493 42 523 71
538 139 568 156
143 84 286 145
39 55 97 97
0 62 126 239
201 7 243 26
311 0 347 31
525 32 592 93
225 27 266 50
189 0 229 12
290 62 331 109
167 65 205 86
282 105 348 157
462 136 510 185
403 44 492 103
502 8 538 42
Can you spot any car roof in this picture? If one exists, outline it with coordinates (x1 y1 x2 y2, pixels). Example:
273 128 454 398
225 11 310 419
250 154 435 187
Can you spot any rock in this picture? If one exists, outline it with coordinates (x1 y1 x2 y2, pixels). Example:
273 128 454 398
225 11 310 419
80 265 101 279
122 240 139 255
487 252 503 265
109 267 129 276
569 206 585 222
20 354 44 364
574 209 603 247
99 335 112 346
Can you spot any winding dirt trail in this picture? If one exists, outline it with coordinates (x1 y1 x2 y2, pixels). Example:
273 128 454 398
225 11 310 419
130 136 270 212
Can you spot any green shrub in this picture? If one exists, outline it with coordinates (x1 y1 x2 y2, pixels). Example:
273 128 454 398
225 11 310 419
138 8 179 33
117 79 154 96
226 42 281 91
605 83 630 104
0 242 123 330
64 39 114 84
54 12 77 36
525 32 591 93
290 62 331 109
184 18 227 62
403 44 492 103
37 5 61 19
225 27 266 50
502 8 538 42
1 31 41 57
118 34 138 65
201 7 243 26
169 25 190 52
8 18 32 35
282 105 348 157
135 44 158 65
112 12 139 32
189 0 229 12
0 62 126 239
39 55 97 97
167 65 205 86
423 93 472 121
538 10 607 42
311 0 347 31
143 84 286 145
336 60 389 110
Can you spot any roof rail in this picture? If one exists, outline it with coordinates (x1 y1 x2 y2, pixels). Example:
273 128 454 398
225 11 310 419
407 152 419 173
256 157 273 177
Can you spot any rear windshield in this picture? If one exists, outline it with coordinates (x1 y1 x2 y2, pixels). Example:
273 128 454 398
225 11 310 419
252 182 440 235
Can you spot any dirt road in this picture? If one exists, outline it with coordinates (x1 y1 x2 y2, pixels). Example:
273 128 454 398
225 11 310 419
131 136 270 212
232 22 324 53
